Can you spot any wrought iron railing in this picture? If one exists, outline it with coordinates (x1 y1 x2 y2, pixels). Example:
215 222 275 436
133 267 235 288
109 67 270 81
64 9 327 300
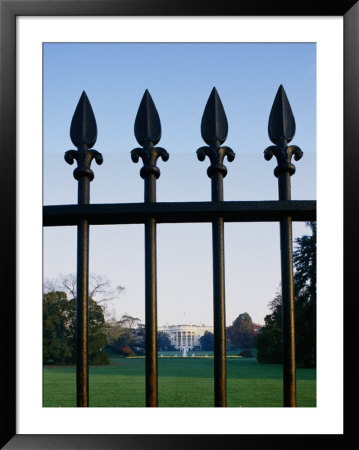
43 86 316 407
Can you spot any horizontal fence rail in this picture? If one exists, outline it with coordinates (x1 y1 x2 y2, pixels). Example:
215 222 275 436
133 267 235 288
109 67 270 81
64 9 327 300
43 200 316 226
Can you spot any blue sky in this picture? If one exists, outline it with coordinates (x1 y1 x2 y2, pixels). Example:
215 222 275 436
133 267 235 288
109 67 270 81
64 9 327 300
43 42 316 326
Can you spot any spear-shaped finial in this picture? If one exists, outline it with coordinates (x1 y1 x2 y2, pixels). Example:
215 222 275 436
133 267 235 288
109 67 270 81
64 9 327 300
268 85 296 147
134 89 162 147
131 90 169 181
70 91 98 148
65 91 103 182
264 85 303 178
197 88 235 182
201 87 228 146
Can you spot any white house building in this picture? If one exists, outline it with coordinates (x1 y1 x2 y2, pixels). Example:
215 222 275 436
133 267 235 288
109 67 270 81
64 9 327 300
158 324 213 352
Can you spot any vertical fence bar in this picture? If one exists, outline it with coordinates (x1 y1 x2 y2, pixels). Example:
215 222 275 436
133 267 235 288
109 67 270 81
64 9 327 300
131 91 169 406
65 92 103 407
212 215 226 405
279 214 296 406
278 170 296 406
197 88 235 407
76 178 90 407
144 169 158 407
144 214 157 406
264 85 303 407
212 170 227 406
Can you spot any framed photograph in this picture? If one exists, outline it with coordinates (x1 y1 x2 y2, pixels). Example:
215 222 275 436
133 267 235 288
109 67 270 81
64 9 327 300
1 1 357 448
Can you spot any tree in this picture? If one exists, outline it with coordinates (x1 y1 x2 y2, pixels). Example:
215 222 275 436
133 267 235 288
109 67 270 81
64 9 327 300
227 312 256 349
254 296 283 364
255 222 316 367
293 222 316 299
44 273 126 363
133 323 146 353
43 291 110 365
44 273 125 316
199 331 214 351
43 291 73 364
104 314 143 355
293 222 316 367
68 297 110 364
157 331 173 351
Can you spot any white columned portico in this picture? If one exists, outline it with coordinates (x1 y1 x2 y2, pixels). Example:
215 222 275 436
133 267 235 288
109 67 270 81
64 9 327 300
158 324 214 351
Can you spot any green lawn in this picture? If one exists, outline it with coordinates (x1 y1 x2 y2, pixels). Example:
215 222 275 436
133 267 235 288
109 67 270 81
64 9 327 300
43 356 316 407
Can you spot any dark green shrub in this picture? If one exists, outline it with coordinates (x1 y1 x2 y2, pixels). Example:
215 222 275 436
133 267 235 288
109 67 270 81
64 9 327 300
239 349 254 357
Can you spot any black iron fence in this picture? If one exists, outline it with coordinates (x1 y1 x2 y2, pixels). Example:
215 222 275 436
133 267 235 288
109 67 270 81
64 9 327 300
43 85 316 408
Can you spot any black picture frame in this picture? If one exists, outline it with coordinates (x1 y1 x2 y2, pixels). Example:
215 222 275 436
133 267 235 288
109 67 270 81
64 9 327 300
1 1 357 448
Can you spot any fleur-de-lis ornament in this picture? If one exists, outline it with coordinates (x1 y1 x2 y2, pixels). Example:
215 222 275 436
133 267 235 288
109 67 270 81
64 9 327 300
65 91 103 181
131 90 169 180
264 85 303 178
196 88 235 180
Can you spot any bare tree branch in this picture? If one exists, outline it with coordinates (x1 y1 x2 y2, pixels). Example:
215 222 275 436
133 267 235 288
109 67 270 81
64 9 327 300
43 273 126 316
61 274 77 298
43 278 58 293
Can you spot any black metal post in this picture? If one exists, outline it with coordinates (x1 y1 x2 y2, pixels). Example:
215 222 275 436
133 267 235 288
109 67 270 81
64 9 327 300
65 92 103 407
144 184 157 407
264 85 303 407
131 91 168 407
76 173 90 407
278 172 296 407
211 174 227 406
197 88 234 407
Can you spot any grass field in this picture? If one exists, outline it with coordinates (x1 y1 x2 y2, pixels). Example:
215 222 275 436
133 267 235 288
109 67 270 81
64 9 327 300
43 355 316 407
